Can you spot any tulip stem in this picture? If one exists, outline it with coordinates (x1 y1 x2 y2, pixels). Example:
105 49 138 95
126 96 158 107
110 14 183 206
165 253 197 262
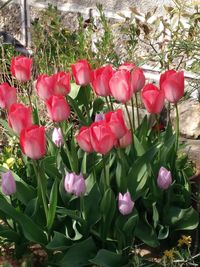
105 97 111 110
131 98 136 131
175 103 179 154
124 103 134 137
109 96 114 110
135 93 140 127
102 155 109 189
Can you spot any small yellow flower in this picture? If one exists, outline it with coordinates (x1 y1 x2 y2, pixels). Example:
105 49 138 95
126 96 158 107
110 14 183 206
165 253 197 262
163 249 174 259
178 235 192 247
6 158 15 168
2 163 9 169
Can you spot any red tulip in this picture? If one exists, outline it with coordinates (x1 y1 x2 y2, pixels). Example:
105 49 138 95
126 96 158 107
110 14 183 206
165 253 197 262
20 125 46 160
0 82 17 109
118 129 132 148
109 70 132 103
53 71 71 96
131 67 145 93
36 74 56 101
46 95 70 122
75 126 94 153
8 103 33 135
91 65 114 96
10 56 32 82
104 109 127 139
119 62 135 72
71 59 91 86
141 84 165 114
160 70 184 103
89 121 116 154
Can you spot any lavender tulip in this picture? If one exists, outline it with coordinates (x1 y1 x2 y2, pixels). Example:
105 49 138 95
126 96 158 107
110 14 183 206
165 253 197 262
118 191 134 215
52 128 64 147
94 113 105 122
1 171 16 195
64 172 86 197
157 167 172 190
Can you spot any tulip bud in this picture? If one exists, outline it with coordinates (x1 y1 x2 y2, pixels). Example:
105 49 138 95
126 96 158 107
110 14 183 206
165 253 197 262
64 172 86 197
53 71 71 96
118 62 135 72
94 113 105 122
118 129 132 148
75 126 94 153
118 191 134 215
157 167 172 190
52 128 64 147
46 95 70 122
131 67 145 93
71 59 91 86
10 56 32 82
1 171 16 195
0 82 17 109
36 74 56 101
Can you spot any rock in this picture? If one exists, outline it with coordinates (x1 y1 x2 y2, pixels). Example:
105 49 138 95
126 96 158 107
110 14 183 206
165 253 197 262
171 99 200 139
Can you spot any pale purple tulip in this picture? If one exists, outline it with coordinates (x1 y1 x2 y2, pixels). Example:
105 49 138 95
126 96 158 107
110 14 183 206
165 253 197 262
64 172 86 197
94 113 105 122
157 167 172 190
52 128 64 147
1 171 16 195
118 191 134 215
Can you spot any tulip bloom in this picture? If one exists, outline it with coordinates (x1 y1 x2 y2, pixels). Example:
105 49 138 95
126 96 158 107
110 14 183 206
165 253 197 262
94 113 105 122
8 103 33 135
119 62 135 72
64 172 86 196
89 121 116 154
36 74 56 101
10 55 32 82
71 59 91 86
118 129 132 148
131 67 145 93
20 125 46 160
104 109 128 139
75 126 94 153
160 70 184 103
1 171 16 195
0 82 17 109
157 166 172 190
52 128 64 147
53 71 71 96
46 95 70 122
109 70 132 103
118 191 134 215
141 84 165 114
91 65 113 96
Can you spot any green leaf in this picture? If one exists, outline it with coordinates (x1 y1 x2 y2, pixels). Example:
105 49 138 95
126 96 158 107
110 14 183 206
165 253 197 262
90 249 128 267
76 85 91 106
68 83 80 99
0 118 15 137
0 195 47 244
59 237 97 267
67 96 88 125
46 231 72 251
0 224 20 243
41 156 61 179
47 179 58 230
157 224 169 240
92 97 105 114
15 181 36 205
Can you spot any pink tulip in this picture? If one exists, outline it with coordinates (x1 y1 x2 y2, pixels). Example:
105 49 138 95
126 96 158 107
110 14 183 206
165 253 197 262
91 65 113 96
0 82 17 109
36 74 56 101
160 70 184 103
52 128 64 147
109 70 132 103
89 121 116 154
157 167 172 190
8 103 33 135
75 126 94 153
119 62 135 72
141 84 165 114
71 59 91 86
64 172 86 196
10 55 32 82
53 71 71 96
46 95 70 122
131 67 145 93
118 129 132 148
118 191 134 215
20 125 46 160
1 171 16 195
104 109 128 139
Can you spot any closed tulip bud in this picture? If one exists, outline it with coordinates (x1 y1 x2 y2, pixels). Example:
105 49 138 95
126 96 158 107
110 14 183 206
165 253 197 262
10 55 32 82
71 59 91 86
131 67 145 93
8 103 33 135
75 126 94 153
160 70 184 103
118 129 132 148
118 62 135 72
91 65 113 96
94 113 105 122
118 191 134 215
157 167 172 190
64 172 86 197
52 128 64 147
36 74 56 101
141 84 165 114
109 70 132 103
53 71 71 96
89 121 116 154
1 171 16 195
0 82 17 109
46 95 70 122
20 125 46 160
104 109 128 139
